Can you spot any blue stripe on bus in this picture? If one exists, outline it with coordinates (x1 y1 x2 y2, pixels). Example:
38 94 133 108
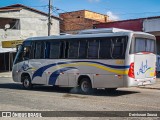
32 61 130 80
48 67 77 85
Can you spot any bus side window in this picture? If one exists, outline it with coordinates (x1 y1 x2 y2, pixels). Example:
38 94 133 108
49 41 61 59
79 40 87 59
68 41 79 59
29 42 35 59
87 39 99 59
22 41 33 61
111 37 126 59
23 46 31 60
34 41 45 59
45 42 50 59
14 41 32 63
60 41 65 59
99 38 112 59
64 41 69 59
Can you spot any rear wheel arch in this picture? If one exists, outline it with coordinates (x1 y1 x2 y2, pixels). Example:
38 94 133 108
77 76 93 94
77 75 92 86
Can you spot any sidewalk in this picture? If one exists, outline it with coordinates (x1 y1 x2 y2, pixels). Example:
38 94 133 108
0 71 12 78
0 71 160 90
138 78 160 90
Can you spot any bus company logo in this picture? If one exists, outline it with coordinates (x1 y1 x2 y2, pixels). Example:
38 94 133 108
19 62 32 72
22 62 30 71
2 112 11 117
137 60 151 75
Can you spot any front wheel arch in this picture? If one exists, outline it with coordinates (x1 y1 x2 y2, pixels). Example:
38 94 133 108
21 73 31 82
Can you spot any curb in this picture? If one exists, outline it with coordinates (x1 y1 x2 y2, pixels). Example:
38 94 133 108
138 86 160 90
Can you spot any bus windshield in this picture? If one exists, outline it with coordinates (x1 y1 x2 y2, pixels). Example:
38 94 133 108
134 38 156 54
13 41 33 64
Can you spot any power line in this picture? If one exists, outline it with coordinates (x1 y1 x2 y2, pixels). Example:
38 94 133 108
52 8 60 17
29 5 48 8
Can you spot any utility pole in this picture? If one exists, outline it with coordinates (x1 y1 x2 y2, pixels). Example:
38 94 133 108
48 0 52 36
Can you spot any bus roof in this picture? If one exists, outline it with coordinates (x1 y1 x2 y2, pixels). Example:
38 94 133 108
25 28 155 41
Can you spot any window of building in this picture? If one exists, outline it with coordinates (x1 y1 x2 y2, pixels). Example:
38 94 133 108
0 18 20 30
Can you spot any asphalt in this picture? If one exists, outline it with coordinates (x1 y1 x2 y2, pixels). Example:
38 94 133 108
0 71 160 90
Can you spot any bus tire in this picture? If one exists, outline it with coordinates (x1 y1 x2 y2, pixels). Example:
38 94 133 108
79 78 92 94
105 88 117 93
22 75 32 90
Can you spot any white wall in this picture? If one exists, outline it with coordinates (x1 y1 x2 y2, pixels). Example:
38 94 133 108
0 8 60 43
143 18 160 33
0 10 21 18
20 9 60 37
0 29 21 46
0 11 22 43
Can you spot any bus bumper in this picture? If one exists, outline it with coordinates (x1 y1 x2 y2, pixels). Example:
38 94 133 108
124 76 156 87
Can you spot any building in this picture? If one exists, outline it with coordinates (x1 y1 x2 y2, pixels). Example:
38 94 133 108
0 4 60 71
94 19 143 31
60 10 109 34
94 16 160 55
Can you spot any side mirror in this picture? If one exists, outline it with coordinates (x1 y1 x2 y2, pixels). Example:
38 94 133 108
16 44 22 52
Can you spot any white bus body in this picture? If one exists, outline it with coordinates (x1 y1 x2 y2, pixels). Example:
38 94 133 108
12 28 156 93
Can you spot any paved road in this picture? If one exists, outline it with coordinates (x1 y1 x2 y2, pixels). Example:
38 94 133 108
0 77 160 119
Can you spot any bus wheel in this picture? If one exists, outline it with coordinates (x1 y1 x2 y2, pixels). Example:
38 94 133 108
79 78 92 94
105 88 117 93
22 76 32 90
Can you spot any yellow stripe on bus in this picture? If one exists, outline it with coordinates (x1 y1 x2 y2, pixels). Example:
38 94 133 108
54 62 129 75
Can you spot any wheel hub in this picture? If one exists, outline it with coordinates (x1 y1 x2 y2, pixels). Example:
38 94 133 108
24 79 29 88
81 81 90 92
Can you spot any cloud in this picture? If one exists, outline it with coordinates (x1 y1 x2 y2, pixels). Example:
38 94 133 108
88 0 100 3
107 11 119 21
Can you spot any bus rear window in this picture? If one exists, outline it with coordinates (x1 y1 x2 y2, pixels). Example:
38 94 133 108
134 38 156 53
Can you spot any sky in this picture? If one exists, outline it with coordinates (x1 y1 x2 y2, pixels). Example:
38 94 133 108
0 0 160 21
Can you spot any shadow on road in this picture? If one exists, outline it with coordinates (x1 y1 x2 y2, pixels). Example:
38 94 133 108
0 83 140 97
